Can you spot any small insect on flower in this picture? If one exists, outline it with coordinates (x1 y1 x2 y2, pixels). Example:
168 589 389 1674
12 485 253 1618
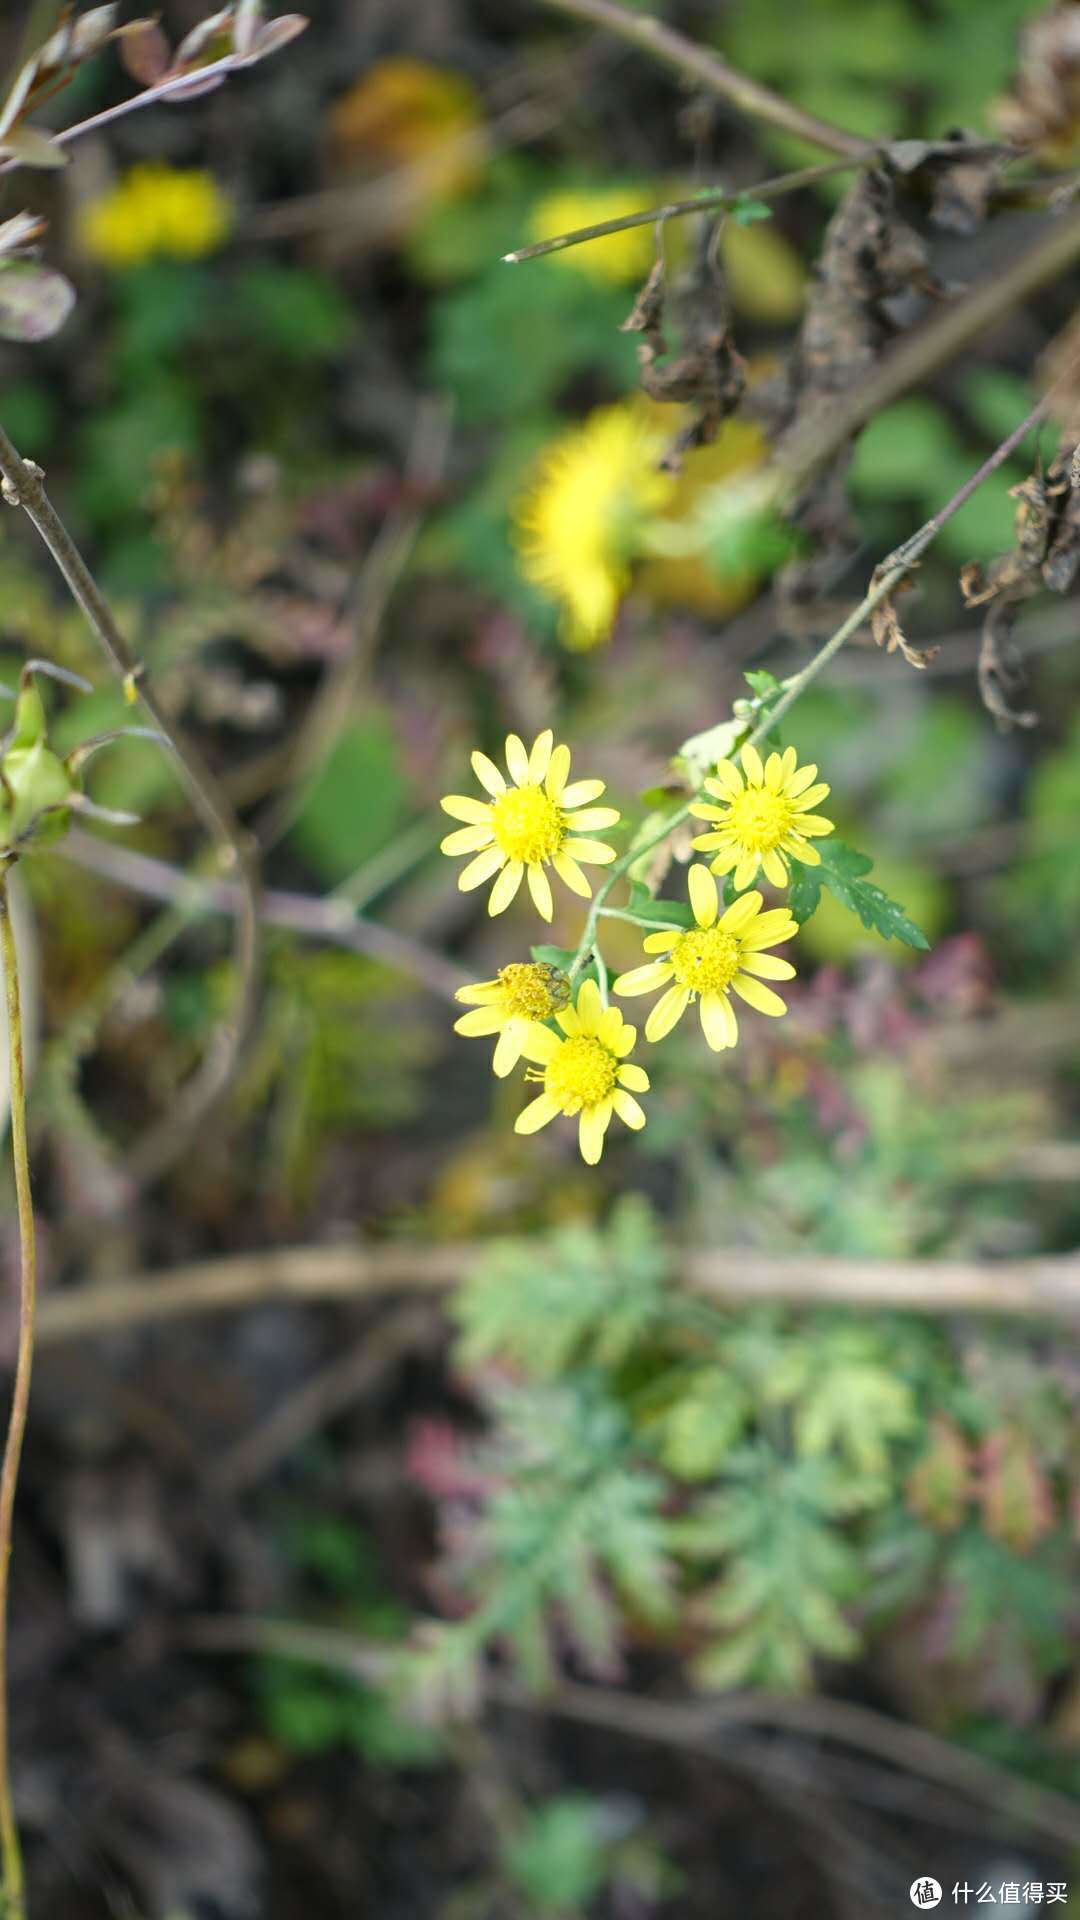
690 742 833 890
515 978 649 1164
440 729 620 921
454 961 571 1078
614 864 798 1050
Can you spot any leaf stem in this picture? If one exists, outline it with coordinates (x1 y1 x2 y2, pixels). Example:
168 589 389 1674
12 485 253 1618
504 158 859 264
0 867 33 1920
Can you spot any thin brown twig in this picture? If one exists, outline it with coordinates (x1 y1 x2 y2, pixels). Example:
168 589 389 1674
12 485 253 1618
0 428 261 1184
59 830 466 1002
30 1240 1080 1346
180 1614 1080 1859
0 871 34 1918
535 0 870 158
782 206 1080 492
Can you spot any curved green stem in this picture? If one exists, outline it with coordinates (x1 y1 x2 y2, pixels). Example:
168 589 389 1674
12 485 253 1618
0 868 33 1919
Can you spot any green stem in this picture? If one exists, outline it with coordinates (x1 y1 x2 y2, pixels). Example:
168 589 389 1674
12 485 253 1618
0 870 33 1919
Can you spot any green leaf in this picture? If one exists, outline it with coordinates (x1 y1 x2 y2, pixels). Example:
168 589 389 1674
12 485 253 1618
429 260 636 420
502 1797 609 1912
819 838 930 950
287 713 408 887
787 862 823 924
730 196 772 225
530 943 577 971
626 879 694 929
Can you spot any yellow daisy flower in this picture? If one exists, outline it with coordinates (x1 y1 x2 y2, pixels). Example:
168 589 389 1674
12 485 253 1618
515 978 649 1164
514 402 675 650
79 163 230 268
690 743 834 891
527 187 656 285
614 864 798 1051
453 961 571 1077
440 729 620 921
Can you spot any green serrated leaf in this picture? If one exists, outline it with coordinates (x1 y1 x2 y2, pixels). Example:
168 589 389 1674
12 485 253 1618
626 880 694 929
787 862 823 924
531 943 576 971
819 839 930 950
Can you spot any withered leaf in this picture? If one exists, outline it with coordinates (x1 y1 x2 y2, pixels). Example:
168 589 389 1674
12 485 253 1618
868 566 937 669
0 260 75 341
622 224 746 468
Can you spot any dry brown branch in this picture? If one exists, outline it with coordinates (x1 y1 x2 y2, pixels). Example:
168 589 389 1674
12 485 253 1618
536 0 871 158
0 428 261 1184
32 1239 1080 1346
182 1615 1080 1858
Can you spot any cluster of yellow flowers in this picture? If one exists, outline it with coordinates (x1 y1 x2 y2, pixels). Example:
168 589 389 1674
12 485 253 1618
442 730 833 1163
79 163 231 269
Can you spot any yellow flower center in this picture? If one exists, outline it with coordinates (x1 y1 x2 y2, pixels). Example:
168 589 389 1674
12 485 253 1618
542 1034 618 1113
670 926 740 996
726 786 793 854
490 784 565 864
497 962 569 1020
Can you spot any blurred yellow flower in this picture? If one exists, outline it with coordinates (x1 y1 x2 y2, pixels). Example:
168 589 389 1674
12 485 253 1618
527 187 655 284
454 961 571 1077
440 729 619 921
641 414 772 618
515 403 675 650
516 978 649 1163
80 163 230 268
330 58 486 202
614 864 798 1051
691 743 834 891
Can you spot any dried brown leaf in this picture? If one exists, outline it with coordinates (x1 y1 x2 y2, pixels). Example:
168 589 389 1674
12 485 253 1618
868 566 937 668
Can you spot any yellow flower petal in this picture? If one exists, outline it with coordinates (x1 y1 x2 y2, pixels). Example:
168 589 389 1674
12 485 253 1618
731 974 788 1016
556 1004 581 1035
576 978 603 1034
734 852 759 890
786 838 820 866
617 1062 650 1092
454 1007 503 1036
614 960 674 996
786 762 818 796
455 979 500 1004
764 751 784 790
710 759 744 797
520 1023 562 1064
552 851 592 898
471 750 506 796
698 841 738 873
563 837 616 865
700 993 738 1051
545 744 571 797
459 846 505 891
792 813 834 836
761 849 788 889
740 742 764 785
739 952 796 980
792 783 830 810
564 806 620 831
441 794 493 824
688 800 725 822
488 859 524 914
560 778 605 808
612 1088 646 1130
642 931 678 952
441 824 493 855
741 912 798 949
645 983 690 1041
493 1025 523 1077
780 745 798 780
516 1091 561 1134
528 862 554 921
528 729 554 783
598 1006 626 1049
610 1021 637 1056
719 889 763 932
688 863 718 929
579 1101 612 1164
504 733 530 786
